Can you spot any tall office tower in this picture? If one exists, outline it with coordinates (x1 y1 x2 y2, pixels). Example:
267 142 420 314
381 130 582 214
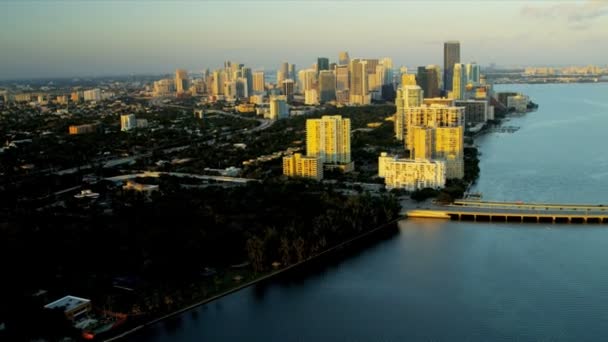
443 41 460 91
283 153 323 180
318 70 336 103
298 69 317 92
465 62 480 84
317 57 330 72
335 64 349 91
349 59 370 105
394 85 424 140
212 70 226 95
380 57 394 85
270 96 289 119
252 71 265 93
120 114 137 131
175 69 189 94
427 65 442 91
417 66 440 98
338 51 350 65
280 62 289 79
306 115 351 165
276 70 285 87
378 153 446 191
410 126 434 160
241 67 253 97
235 77 248 99
282 79 295 102
451 63 467 100
288 64 296 81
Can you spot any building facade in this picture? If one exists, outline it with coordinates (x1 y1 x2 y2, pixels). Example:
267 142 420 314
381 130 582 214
378 153 446 191
306 115 351 165
282 153 323 180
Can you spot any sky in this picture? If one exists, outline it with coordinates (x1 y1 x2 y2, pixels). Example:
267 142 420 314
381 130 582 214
0 0 607 80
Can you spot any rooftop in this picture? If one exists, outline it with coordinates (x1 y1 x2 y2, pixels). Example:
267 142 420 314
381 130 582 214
44 295 90 312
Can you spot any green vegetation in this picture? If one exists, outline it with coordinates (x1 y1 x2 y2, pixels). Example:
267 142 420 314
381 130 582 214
0 179 400 340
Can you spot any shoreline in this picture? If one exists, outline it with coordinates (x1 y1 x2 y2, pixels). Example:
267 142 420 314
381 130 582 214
104 217 402 341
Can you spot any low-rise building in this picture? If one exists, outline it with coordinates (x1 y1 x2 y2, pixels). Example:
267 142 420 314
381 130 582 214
69 124 97 135
507 94 530 112
44 295 92 322
378 153 446 191
282 153 323 180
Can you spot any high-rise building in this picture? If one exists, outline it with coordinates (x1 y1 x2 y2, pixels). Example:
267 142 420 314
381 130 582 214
241 67 253 98
349 59 370 105
281 79 295 102
175 69 189 94
288 64 296 81
417 66 440 98
252 71 265 93
443 41 460 91
298 69 317 92
338 51 350 65
401 74 417 86
318 70 336 103
451 63 467 100
465 63 480 84
283 153 323 180
454 100 488 124
153 79 174 96
410 126 434 160
335 64 349 91
378 153 446 191
276 70 286 87
235 77 248 99
434 126 464 179
306 115 351 165
120 114 137 131
317 57 330 72
270 96 289 119
394 85 424 140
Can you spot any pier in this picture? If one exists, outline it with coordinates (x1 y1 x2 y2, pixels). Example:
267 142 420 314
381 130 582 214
406 200 608 224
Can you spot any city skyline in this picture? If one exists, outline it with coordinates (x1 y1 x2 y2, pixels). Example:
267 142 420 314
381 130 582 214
1 0 608 80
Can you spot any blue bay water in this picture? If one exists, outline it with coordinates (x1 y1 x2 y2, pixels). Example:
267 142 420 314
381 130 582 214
128 83 608 341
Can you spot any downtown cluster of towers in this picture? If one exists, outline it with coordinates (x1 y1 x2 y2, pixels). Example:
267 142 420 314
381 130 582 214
161 41 496 191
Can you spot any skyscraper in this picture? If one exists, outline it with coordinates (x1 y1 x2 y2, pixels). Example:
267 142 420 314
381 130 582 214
451 63 467 100
120 114 137 131
465 62 480 84
252 71 265 93
335 65 349 91
417 66 440 99
288 64 296 81
338 51 350 65
306 115 351 165
443 41 460 91
282 79 295 102
298 69 317 92
349 59 370 105
317 57 330 72
270 96 289 119
175 69 189 94
394 85 424 140
318 70 336 103
241 67 253 98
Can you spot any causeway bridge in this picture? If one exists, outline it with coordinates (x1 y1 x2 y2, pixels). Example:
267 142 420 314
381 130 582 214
406 200 608 224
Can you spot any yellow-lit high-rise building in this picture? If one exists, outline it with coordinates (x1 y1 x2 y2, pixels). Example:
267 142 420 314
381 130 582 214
394 85 423 140
401 74 417 86
410 126 434 160
282 153 323 180
175 69 189 95
434 126 464 179
252 71 265 93
451 63 466 100
306 115 351 165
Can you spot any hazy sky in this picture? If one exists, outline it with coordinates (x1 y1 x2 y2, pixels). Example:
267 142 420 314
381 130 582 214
1 0 607 79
